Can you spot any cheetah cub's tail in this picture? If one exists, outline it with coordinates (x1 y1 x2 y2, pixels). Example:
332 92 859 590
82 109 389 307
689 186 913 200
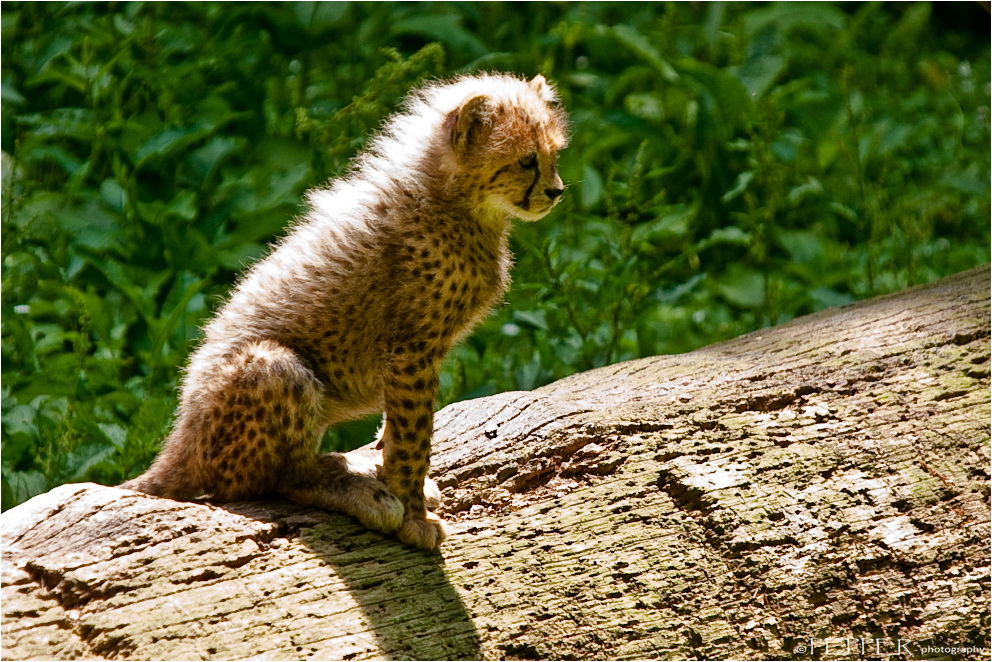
119 433 203 501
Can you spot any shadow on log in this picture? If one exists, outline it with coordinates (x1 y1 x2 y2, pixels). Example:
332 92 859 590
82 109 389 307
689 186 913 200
3 266 990 661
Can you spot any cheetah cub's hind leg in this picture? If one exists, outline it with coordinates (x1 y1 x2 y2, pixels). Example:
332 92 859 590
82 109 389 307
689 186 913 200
205 339 405 535
282 453 405 535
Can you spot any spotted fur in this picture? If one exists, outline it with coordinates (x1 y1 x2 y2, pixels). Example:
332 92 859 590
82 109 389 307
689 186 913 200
120 73 569 550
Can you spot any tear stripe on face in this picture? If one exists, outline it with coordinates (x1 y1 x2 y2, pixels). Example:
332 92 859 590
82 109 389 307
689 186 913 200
519 161 541 210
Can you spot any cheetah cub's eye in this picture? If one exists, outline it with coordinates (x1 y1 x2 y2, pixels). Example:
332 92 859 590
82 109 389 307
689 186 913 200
518 153 537 169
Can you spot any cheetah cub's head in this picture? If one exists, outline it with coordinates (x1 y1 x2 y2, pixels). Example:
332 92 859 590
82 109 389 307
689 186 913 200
447 74 570 222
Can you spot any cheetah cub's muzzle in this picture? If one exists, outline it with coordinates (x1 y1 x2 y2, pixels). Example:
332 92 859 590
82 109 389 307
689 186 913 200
482 148 567 223
513 150 566 222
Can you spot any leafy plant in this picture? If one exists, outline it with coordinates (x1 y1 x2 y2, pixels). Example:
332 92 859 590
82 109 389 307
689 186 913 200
3 2 988 509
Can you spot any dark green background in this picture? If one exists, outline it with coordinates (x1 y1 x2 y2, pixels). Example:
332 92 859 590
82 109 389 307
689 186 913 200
2 2 989 509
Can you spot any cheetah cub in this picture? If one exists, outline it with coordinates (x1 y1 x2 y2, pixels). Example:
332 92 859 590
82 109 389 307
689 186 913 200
121 73 569 550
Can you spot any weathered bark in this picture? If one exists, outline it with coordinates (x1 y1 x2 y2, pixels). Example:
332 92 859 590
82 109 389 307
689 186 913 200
3 266 990 661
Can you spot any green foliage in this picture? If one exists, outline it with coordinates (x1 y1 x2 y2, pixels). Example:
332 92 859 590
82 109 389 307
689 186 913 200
3 2 988 509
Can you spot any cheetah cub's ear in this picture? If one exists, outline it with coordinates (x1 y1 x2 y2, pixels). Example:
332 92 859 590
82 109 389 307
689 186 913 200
529 74 559 104
529 74 549 96
451 94 494 155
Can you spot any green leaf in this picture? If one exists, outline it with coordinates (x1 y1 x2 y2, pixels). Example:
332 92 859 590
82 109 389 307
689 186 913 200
149 277 205 363
134 122 216 168
2 404 39 440
632 208 693 245
624 92 665 122
16 108 96 141
293 1 350 33
63 202 125 253
2 80 26 105
580 164 603 210
1 470 48 511
810 287 854 309
512 310 549 331
676 58 752 130
701 226 751 249
721 171 754 203
715 266 766 308
601 24 679 82
742 3 847 36
735 53 785 99
777 229 825 265
189 136 243 184
99 179 128 212
218 242 267 271
652 274 706 304
390 15 487 59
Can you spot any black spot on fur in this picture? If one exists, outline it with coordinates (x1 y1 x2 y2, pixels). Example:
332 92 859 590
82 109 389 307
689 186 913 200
488 165 510 183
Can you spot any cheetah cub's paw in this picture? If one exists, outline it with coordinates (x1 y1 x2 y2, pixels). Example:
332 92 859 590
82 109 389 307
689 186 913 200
356 451 442 510
339 454 406 534
284 453 405 535
352 485 406 535
397 512 447 551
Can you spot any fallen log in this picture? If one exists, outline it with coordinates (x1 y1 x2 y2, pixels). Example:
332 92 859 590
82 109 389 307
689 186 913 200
3 266 989 661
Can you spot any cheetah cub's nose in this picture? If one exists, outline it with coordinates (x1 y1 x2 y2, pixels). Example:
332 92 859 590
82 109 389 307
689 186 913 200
545 187 565 200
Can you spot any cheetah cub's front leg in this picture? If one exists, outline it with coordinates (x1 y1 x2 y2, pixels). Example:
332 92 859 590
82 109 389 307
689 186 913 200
378 358 446 550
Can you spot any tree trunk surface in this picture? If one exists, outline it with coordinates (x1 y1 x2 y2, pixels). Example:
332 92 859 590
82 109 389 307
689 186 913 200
3 266 990 661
